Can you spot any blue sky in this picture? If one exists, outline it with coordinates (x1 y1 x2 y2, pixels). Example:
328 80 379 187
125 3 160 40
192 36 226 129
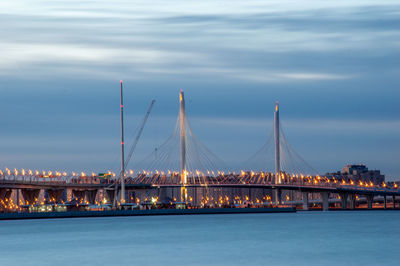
0 0 399 179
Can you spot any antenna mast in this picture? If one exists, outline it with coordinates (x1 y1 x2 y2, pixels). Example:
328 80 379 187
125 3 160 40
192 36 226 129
120 80 125 203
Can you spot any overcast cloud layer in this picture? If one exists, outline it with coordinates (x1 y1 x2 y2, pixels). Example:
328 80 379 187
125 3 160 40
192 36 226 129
0 0 399 179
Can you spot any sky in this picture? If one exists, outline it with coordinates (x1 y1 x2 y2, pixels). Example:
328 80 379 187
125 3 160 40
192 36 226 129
0 0 399 179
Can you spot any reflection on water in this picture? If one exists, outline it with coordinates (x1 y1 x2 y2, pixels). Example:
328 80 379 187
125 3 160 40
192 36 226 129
0 211 399 266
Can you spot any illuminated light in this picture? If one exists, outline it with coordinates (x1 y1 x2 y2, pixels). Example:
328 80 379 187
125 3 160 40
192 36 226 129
121 142 124 145
121 105 123 108
120 80 123 83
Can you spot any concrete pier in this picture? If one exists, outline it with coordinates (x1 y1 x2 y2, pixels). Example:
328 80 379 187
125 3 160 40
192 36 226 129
348 194 356 209
320 192 329 211
340 193 348 209
302 192 309 210
274 189 282 205
366 195 373 209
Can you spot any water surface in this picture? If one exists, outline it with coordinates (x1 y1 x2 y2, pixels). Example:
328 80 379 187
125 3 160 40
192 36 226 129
0 211 398 265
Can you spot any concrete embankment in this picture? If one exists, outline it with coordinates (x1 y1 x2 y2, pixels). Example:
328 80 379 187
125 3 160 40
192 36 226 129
0 207 296 220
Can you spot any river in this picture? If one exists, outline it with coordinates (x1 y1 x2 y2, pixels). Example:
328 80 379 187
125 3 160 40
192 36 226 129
0 211 399 265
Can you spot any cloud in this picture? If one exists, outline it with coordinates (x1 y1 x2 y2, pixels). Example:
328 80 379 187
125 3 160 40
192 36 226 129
232 70 353 82
0 0 399 176
1 0 399 82
0 42 205 74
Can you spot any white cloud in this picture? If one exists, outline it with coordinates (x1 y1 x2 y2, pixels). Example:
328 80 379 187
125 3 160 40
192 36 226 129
1 0 398 82
274 72 352 81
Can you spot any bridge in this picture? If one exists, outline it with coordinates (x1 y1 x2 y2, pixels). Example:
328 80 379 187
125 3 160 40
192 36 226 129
1 171 400 211
1 84 399 212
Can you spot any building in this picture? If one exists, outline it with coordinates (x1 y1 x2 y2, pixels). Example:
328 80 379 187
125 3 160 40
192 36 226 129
326 164 385 184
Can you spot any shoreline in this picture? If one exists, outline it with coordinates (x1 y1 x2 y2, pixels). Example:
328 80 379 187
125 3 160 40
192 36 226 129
0 207 296 220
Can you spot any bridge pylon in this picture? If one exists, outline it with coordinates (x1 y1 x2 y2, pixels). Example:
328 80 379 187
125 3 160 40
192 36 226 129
274 101 281 185
179 90 188 201
179 90 187 185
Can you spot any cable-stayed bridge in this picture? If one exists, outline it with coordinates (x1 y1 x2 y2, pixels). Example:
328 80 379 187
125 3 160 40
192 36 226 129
1 85 399 211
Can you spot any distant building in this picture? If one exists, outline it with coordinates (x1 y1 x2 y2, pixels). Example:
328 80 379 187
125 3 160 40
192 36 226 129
326 164 385 184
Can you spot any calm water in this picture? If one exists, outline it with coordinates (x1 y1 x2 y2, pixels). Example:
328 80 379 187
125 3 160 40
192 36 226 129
0 211 399 265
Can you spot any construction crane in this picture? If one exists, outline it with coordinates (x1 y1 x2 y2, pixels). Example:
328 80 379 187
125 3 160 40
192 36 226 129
124 99 155 169
113 99 155 207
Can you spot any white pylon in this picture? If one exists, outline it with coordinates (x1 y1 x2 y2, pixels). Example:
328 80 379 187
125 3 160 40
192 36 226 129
179 90 187 185
274 101 281 184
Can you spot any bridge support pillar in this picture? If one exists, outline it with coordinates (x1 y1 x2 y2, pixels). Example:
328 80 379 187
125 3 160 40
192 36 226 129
348 194 355 209
302 192 309 210
366 195 373 209
384 196 387 209
274 189 281 205
85 190 98 205
340 193 348 210
320 192 329 211
17 189 20 206
46 189 65 203
72 190 86 204
393 196 397 209
21 189 41 205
